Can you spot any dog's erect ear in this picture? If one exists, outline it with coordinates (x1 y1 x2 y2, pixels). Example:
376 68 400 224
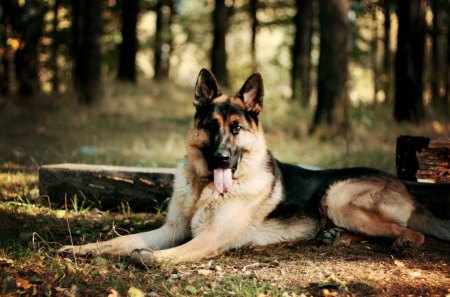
194 69 221 108
237 73 264 115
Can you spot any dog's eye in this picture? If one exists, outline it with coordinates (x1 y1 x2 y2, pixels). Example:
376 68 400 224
232 125 242 135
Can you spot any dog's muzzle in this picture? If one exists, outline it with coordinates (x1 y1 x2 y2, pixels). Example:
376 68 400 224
211 149 241 194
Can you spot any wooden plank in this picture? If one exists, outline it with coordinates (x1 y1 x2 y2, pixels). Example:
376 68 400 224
39 164 175 212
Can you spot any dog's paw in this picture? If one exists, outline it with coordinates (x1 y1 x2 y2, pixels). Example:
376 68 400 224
319 228 344 246
130 248 157 264
391 238 414 253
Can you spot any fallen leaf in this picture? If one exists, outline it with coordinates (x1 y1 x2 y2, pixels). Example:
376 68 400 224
16 277 33 290
169 285 180 294
108 288 120 297
127 286 145 297
198 269 211 276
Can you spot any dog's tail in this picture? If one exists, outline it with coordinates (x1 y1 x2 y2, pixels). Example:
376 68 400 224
407 206 450 241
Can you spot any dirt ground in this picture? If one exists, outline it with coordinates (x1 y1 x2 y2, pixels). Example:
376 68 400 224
1 205 449 297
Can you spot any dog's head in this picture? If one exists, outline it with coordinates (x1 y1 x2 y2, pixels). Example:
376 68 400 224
187 69 265 194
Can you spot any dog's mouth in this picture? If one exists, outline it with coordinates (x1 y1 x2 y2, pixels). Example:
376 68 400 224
212 166 237 194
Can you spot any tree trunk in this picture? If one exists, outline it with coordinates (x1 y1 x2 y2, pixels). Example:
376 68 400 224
154 0 173 81
51 0 60 94
291 0 313 106
72 0 103 104
0 1 12 95
372 4 379 103
311 0 349 133
445 0 450 113
12 0 44 97
430 0 440 107
382 0 391 103
211 0 233 88
249 0 258 72
118 0 139 82
394 0 426 122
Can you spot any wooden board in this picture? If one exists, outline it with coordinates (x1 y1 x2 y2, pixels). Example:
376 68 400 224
39 164 175 212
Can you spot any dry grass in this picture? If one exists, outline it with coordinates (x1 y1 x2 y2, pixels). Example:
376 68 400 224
0 80 449 296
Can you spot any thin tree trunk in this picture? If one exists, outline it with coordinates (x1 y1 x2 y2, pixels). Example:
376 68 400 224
431 0 440 106
394 0 426 122
382 0 391 103
372 4 379 103
291 0 313 106
0 1 11 95
211 0 233 88
72 0 103 104
118 0 138 82
13 0 43 97
249 0 258 72
154 0 173 81
311 0 349 133
443 0 450 114
51 0 60 94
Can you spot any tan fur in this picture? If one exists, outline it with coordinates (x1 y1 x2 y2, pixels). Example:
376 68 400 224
322 177 425 248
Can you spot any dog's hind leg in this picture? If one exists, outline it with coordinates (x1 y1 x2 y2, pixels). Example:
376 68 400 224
322 177 425 250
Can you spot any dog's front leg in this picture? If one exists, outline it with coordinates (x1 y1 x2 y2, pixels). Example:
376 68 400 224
58 187 193 257
58 221 188 257
130 198 255 263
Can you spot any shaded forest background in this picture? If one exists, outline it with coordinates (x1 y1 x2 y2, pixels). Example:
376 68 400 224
1 0 449 146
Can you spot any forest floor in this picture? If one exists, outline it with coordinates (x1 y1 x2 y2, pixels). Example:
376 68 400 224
0 81 449 296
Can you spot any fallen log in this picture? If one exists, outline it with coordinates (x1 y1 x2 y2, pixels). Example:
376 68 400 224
40 160 449 218
39 164 175 212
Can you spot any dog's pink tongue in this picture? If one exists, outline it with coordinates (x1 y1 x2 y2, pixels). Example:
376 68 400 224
213 168 233 194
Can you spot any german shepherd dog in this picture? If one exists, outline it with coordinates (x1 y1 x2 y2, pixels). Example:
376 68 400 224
59 69 450 263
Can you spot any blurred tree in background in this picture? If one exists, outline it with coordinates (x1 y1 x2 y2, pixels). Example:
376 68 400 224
394 0 426 122
154 0 174 81
118 0 139 82
291 0 313 106
311 0 349 133
72 0 103 104
0 0 449 121
211 0 234 88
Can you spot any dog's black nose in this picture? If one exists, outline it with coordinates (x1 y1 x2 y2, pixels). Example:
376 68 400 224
213 150 230 167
